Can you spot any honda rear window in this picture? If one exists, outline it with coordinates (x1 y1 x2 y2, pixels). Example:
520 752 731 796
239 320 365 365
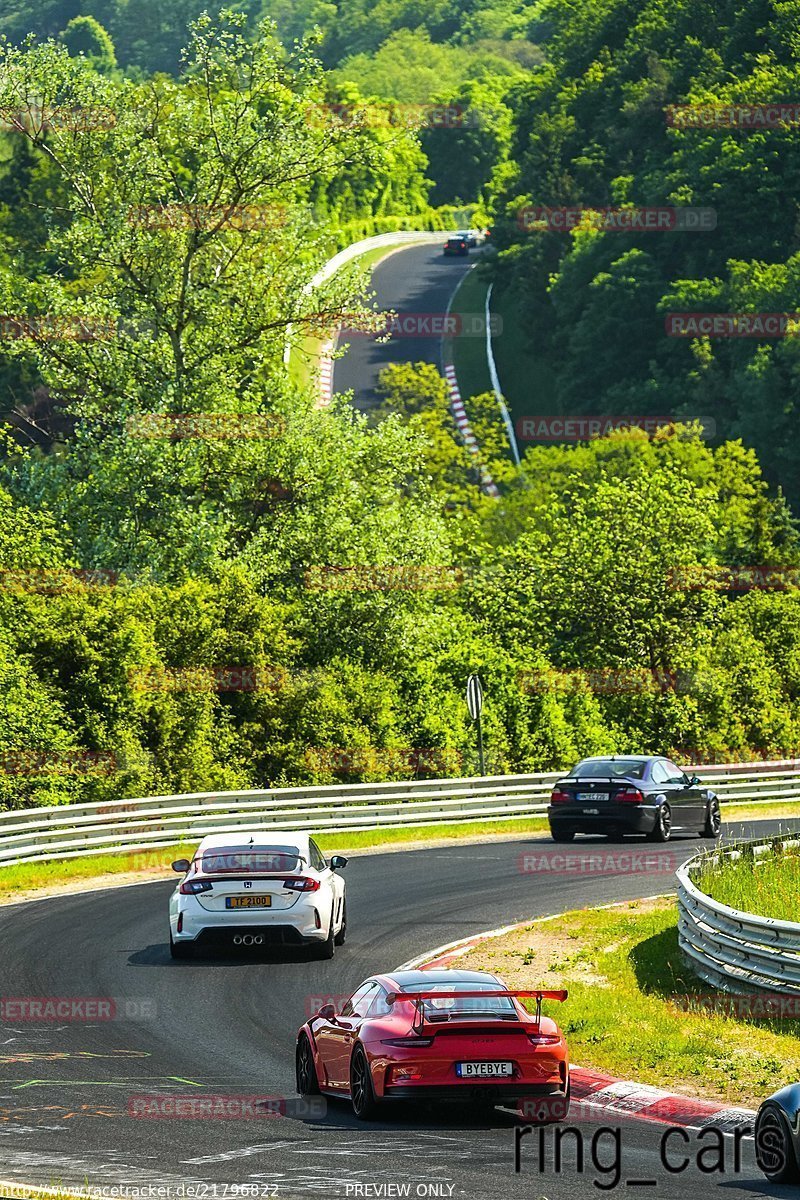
571 758 647 779
199 847 301 873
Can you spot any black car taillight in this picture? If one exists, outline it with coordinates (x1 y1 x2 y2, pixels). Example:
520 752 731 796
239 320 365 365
550 789 571 804
179 880 213 895
617 787 644 803
282 877 320 892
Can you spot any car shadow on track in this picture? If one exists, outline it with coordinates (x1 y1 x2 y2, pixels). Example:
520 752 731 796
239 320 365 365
128 943 320 967
718 1183 791 1197
301 1096 523 1131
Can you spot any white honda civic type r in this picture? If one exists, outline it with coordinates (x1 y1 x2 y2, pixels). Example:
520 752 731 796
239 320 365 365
168 832 348 960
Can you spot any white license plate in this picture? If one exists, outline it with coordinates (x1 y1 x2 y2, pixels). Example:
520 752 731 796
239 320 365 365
577 792 609 803
456 1061 513 1078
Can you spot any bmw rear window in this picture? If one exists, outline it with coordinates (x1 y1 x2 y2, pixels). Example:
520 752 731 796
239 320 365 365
570 758 647 780
199 847 301 873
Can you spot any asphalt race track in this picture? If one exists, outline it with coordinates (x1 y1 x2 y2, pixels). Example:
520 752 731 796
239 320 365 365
331 240 474 411
0 819 794 1198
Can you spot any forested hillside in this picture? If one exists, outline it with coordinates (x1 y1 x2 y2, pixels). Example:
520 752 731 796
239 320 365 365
1 0 800 810
489 0 800 504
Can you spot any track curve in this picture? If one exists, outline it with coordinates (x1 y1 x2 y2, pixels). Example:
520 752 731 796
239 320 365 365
0 820 792 1198
331 240 473 411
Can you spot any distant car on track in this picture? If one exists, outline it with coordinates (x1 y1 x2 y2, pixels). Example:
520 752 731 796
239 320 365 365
756 1084 800 1183
296 967 569 1120
168 832 347 960
547 755 721 843
454 229 480 249
443 235 469 256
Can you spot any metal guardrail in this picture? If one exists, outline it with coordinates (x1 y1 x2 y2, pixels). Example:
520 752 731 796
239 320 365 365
677 834 800 996
1 758 799 869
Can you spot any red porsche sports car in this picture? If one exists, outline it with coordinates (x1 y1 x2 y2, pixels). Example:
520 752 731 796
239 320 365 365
295 968 569 1120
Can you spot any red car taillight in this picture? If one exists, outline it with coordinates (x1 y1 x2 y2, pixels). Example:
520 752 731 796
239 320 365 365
617 788 644 803
389 1065 423 1082
282 877 320 892
381 1037 433 1048
550 789 571 804
528 1032 562 1045
179 880 213 895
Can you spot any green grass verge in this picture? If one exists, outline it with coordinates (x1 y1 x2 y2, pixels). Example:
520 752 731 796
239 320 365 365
694 843 800 922
461 895 800 1106
488 279 557 428
721 800 800 823
446 261 492 400
0 816 549 902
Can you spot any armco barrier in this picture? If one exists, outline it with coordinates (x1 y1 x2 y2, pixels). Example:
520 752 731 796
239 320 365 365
678 834 800 996
283 230 444 367
0 758 799 869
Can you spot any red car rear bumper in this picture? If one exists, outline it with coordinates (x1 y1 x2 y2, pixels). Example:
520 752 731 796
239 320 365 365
382 1081 568 1101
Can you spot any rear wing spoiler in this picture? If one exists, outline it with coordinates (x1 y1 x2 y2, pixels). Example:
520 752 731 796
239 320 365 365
384 989 568 1028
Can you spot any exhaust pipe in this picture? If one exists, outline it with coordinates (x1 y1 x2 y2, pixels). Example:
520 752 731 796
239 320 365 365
233 935 243 945
243 935 254 946
253 935 264 945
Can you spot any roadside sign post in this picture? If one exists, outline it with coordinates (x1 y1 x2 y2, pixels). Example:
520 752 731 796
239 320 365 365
466 674 485 776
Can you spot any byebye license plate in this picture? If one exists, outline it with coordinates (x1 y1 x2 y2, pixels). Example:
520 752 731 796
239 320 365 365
456 1061 513 1078
225 896 271 908
578 792 609 803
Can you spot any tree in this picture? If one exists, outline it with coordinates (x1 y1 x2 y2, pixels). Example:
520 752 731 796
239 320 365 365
61 16 118 72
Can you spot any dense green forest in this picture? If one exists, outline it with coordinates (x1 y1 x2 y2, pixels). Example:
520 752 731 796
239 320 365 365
488 0 800 505
1 0 800 809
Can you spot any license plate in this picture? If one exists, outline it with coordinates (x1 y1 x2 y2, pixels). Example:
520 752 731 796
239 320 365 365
456 1061 513 1078
582 808 599 815
578 792 608 803
225 895 272 908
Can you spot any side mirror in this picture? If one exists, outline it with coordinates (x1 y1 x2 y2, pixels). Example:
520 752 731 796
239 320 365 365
171 859 191 873
689 775 701 786
330 855 348 870
317 1003 336 1020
